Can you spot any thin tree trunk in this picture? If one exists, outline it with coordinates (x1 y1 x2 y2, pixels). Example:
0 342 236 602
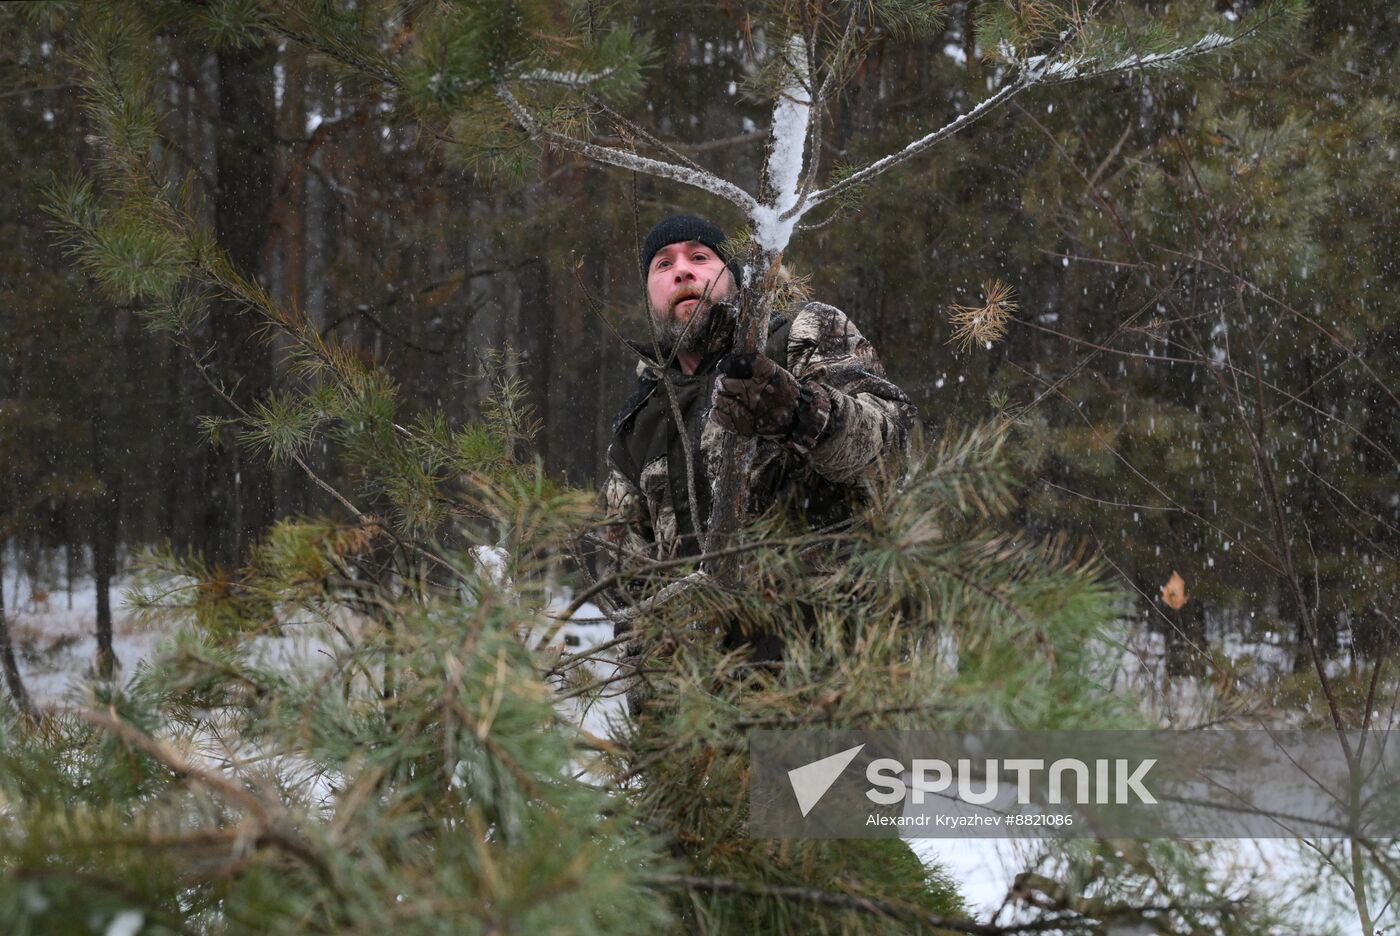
90 327 121 682
200 41 277 568
271 42 308 520
275 44 308 316
518 181 554 465
0 547 36 718
92 491 118 681
1163 596 1206 678
963 0 980 78
703 243 784 579
65 524 78 611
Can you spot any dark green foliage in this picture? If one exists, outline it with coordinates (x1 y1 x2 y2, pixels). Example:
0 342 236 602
4 419 1267 932
0 598 678 935
977 0 1306 72
185 0 275 51
5 0 1396 930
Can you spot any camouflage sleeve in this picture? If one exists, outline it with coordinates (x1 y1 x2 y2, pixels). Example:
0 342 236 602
593 455 658 639
783 302 917 486
597 452 654 564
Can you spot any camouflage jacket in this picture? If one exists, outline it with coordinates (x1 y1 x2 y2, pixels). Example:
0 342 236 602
597 301 916 566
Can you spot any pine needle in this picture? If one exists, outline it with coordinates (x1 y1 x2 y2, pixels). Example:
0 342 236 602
946 279 1017 352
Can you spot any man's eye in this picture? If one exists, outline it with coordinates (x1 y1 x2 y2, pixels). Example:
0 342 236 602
693 253 710 263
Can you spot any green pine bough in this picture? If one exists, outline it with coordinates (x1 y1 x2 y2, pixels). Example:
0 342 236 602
5 1 1319 933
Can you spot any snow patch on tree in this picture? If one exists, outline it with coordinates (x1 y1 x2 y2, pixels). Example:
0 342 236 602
754 34 811 253
516 66 617 87
1109 32 1234 71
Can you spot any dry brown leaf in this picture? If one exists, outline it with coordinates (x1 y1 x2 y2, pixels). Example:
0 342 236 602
1160 570 1188 610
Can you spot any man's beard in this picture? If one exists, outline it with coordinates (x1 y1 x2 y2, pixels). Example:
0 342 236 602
649 286 726 357
652 306 709 356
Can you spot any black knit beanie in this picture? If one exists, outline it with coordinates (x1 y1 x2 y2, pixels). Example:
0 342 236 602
639 215 735 281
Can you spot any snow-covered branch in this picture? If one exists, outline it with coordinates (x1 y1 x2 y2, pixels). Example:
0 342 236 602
495 83 759 213
802 16 1264 216
802 78 1028 214
1014 30 1241 86
515 66 618 88
755 35 812 253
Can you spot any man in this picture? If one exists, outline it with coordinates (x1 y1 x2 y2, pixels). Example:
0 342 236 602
599 212 916 582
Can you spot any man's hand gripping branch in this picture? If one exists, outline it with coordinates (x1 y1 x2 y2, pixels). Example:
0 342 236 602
709 352 831 450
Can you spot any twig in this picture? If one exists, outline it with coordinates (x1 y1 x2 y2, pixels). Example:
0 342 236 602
495 83 759 213
804 76 1027 213
546 532 849 641
642 873 1098 935
74 707 339 888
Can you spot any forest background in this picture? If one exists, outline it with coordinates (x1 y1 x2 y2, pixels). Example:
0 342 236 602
0 0 1397 933
3 0 1395 674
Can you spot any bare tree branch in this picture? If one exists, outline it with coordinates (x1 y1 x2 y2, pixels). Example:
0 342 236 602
802 78 1029 213
495 83 759 213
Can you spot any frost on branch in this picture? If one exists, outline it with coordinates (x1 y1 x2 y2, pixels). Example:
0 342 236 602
1105 31 1233 71
515 66 618 87
1003 29 1245 86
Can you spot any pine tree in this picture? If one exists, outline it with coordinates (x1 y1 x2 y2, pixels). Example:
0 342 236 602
0 1 1345 933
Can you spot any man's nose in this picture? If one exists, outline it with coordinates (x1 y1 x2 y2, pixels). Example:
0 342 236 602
673 259 696 282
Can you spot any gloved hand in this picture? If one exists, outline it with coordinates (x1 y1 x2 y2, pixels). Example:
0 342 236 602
710 352 799 437
711 352 830 443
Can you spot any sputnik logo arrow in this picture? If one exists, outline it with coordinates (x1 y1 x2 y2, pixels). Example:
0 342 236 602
787 743 865 817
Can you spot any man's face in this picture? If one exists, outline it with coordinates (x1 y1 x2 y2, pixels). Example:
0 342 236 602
645 240 736 355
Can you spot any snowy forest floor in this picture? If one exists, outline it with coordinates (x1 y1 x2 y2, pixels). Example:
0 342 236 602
0 558 1377 934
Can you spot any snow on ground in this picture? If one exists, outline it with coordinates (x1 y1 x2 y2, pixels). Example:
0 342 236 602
541 595 626 742
2 556 1385 931
911 837 1367 934
3 557 160 707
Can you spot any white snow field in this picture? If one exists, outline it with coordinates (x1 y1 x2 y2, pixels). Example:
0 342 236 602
1 557 1382 933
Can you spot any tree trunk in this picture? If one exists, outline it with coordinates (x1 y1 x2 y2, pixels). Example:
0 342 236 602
518 182 554 466
65 520 79 611
90 311 124 682
200 40 278 568
963 0 980 78
0 546 36 718
1163 597 1207 678
92 477 118 681
702 243 783 579
271 42 308 520
274 43 308 316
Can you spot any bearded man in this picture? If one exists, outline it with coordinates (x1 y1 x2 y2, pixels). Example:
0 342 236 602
599 213 916 570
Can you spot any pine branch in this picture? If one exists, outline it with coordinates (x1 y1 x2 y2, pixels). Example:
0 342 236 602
585 91 710 176
70 707 338 889
540 532 852 646
642 874 1094 934
517 66 618 87
805 0 1287 215
804 77 1027 212
178 331 470 589
494 82 760 213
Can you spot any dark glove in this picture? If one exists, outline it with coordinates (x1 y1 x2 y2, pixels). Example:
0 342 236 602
710 352 800 437
710 352 831 447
